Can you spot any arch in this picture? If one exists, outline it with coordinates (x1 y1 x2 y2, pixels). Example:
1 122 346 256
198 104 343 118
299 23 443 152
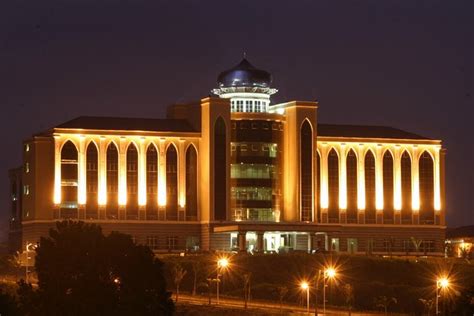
126 143 138 219
60 139 78 154
60 140 78 218
186 144 198 221
146 143 158 219
300 120 313 222
106 142 119 219
419 150 434 224
383 150 394 224
214 117 227 220
364 150 376 223
300 118 314 131
327 148 339 223
166 143 178 220
401 150 412 224
346 149 358 223
85 142 98 219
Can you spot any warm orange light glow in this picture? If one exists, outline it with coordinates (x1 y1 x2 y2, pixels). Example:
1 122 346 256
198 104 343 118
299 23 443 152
54 136 62 204
437 277 449 289
217 257 229 269
300 281 309 290
158 173 167 206
325 267 336 279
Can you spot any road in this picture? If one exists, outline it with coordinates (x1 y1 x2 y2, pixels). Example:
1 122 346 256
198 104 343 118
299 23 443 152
176 293 386 315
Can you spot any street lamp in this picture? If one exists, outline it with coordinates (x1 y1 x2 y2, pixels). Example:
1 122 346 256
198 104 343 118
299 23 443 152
216 257 229 305
436 276 449 315
25 242 36 283
300 281 310 314
323 267 337 315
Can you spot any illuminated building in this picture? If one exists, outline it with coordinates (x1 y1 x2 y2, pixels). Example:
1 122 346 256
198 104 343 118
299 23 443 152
9 58 446 255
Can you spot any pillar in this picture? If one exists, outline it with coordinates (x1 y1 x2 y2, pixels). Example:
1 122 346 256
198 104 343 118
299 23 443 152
411 146 420 224
338 144 347 223
138 137 147 220
158 139 167 220
393 145 402 224
357 144 365 224
375 145 384 224
178 140 186 221
53 135 62 206
98 136 107 219
77 136 86 219
256 232 264 253
238 232 247 252
319 145 329 223
118 137 127 219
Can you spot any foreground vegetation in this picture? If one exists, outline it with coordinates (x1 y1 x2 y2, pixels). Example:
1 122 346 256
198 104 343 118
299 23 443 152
162 253 474 315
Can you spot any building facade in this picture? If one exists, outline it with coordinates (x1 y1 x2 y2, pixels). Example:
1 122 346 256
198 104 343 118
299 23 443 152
9 59 446 255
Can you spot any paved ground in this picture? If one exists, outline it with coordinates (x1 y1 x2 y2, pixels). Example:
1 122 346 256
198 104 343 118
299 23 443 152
176 293 387 315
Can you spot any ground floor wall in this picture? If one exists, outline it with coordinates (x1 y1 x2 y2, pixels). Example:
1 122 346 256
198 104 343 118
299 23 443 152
19 220 445 256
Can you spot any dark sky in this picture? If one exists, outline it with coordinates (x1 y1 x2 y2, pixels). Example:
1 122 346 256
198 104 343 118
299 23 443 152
1 0 472 240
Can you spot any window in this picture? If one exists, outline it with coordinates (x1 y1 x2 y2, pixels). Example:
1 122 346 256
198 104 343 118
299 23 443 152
236 100 244 112
245 100 252 112
24 162 29 173
166 145 178 220
146 236 159 250
365 150 376 224
255 101 261 112
328 149 339 223
383 151 394 223
251 122 258 129
346 150 357 223
23 185 30 195
401 151 412 224
262 122 269 130
167 236 178 250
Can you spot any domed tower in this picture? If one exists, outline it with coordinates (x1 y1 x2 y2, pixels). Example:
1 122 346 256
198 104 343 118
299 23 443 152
212 58 278 112
212 58 283 230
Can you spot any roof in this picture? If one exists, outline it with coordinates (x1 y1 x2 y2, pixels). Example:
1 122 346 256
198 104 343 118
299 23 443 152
217 58 272 88
317 124 431 140
53 116 197 133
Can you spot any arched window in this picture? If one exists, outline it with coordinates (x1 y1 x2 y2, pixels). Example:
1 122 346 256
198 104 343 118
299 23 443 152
401 151 412 224
166 144 178 220
61 141 78 218
126 143 138 219
300 120 313 222
146 144 158 220
186 145 198 221
328 148 339 223
316 152 321 223
106 142 118 219
365 150 376 224
419 151 434 224
85 142 98 219
383 151 394 224
214 117 227 220
346 149 358 223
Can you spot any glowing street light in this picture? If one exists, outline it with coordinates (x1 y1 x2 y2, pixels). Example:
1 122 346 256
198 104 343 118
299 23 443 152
300 281 310 314
25 242 37 283
436 276 450 315
323 267 337 315
216 256 230 305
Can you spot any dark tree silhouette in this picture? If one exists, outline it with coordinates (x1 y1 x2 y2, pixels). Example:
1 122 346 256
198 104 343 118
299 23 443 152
18 221 174 316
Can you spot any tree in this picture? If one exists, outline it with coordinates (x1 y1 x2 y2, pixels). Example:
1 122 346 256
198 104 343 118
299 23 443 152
419 298 434 315
191 259 201 296
374 295 397 315
342 283 354 315
18 220 174 316
242 272 251 309
0 289 20 316
276 286 288 313
173 264 187 303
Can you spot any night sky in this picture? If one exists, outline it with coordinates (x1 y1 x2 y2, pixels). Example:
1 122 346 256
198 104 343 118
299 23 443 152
1 1 472 241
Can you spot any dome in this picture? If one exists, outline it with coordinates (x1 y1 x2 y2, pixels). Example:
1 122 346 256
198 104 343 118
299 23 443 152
217 58 272 88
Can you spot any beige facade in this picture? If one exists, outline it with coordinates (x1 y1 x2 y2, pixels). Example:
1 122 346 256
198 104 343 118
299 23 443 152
9 59 446 256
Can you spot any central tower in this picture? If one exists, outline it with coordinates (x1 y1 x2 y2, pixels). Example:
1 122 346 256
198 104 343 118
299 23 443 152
212 58 278 113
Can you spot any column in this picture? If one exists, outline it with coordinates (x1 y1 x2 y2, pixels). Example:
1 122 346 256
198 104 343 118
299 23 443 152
375 145 384 224
393 145 402 224
439 148 446 226
118 137 127 219
98 136 107 219
357 144 365 224
411 146 420 224
338 144 347 223
238 232 247 252
158 139 167 220
138 137 147 219
77 136 86 219
256 232 264 253
433 146 441 225
53 135 62 205
319 145 329 223
178 140 186 221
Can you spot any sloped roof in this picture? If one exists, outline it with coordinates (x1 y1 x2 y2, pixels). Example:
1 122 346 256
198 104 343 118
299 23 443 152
318 124 430 140
54 116 197 133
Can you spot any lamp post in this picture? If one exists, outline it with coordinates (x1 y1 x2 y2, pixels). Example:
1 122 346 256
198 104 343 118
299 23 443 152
436 277 449 315
216 257 229 305
323 267 336 315
301 281 309 314
25 242 36 283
